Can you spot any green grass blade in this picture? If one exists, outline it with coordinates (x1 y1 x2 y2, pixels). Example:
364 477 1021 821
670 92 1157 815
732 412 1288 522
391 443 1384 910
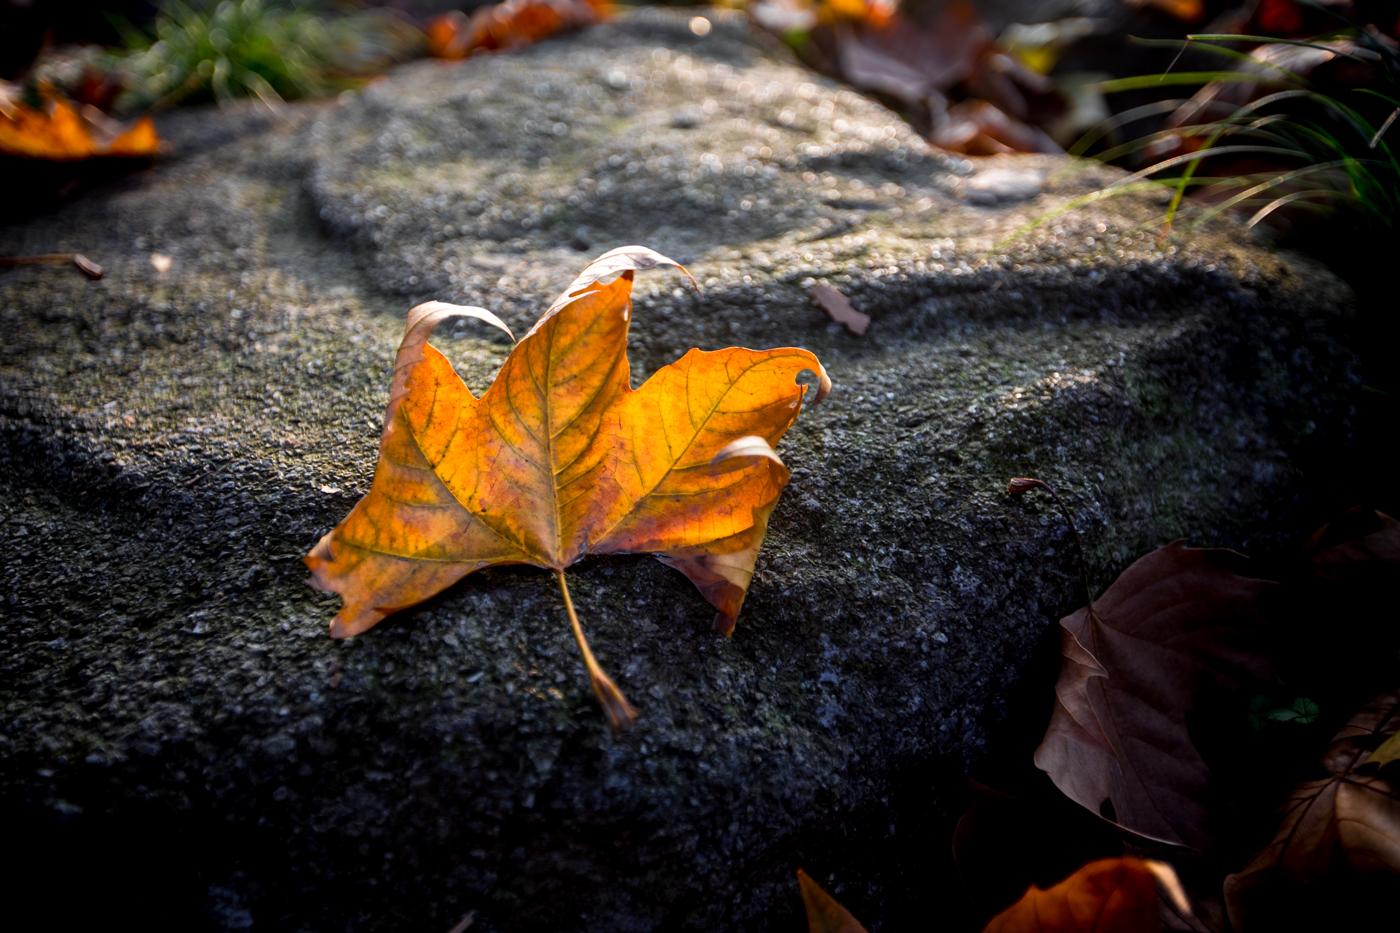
1189 161 1355 228
1095 73 1299 93
1069 100 1189 157
1128 36 1319 85
1109 145 1313 189
1246 189 1346 226
1186 34 1381 64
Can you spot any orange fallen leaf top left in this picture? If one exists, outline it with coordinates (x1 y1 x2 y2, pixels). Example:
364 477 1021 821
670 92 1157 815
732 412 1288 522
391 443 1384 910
306 247 829 643
0 93 160 161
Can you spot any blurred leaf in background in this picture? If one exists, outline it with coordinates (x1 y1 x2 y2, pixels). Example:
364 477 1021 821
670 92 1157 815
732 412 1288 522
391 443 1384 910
425 0 607 61
744 0 1112 154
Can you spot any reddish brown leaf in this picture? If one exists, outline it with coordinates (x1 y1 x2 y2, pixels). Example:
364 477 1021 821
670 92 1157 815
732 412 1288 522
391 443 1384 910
810 283 870 336
1033 542 1275 849
426 10 474 60
983 857 1189 933
797 869 869 933
1224 690 1400 929
1302 506 1400 580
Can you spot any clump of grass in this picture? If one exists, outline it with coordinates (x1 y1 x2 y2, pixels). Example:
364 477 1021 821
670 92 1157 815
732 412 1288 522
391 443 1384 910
1076 23 1400 237
111 0 421 112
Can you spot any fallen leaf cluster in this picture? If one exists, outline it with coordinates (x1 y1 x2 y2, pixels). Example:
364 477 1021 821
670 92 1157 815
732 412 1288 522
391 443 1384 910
950 486 1400 930
747 0 1109 154
306 246 828 728
427 0 609 62
791 479 1398 931
1225 689 1400 927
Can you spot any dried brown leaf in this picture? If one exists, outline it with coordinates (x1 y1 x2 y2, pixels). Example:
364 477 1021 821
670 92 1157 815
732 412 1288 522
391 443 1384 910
1303 506 1400 580
811 283 870 336
1033 542 1275 849
0 253 103 279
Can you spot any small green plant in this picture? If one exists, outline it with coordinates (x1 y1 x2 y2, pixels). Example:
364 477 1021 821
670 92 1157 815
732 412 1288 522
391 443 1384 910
111 0 420 112
1248 692 1321 731
1074 21 1400 236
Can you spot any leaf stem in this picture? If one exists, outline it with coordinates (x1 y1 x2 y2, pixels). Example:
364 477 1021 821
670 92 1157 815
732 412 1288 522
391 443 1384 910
0 253 103 279
555 569 636 730
1008 478 1096 615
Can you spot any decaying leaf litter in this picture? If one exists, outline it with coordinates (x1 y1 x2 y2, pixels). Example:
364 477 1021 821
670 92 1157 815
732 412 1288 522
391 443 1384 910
799 492 1397 931
307 246 830 728
1225 688 1400 927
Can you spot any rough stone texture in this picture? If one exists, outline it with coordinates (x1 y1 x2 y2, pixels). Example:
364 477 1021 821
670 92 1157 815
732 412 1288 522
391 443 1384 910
0 10 1358 933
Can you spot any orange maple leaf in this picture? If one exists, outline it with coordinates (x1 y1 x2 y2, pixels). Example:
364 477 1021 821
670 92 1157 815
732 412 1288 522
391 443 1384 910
305 247 830 727
983 857 1189 933
797 869 869 933
0 90 160 161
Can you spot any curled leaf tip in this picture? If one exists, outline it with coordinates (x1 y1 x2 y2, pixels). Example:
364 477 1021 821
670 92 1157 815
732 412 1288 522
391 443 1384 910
1144 860 1191 915
1008 477 1046 495
809 363 833 405
327 606 380 640
406 300 515 342
546 245 697 318
710 435 785 472
714 611 737 637
72 254 103 280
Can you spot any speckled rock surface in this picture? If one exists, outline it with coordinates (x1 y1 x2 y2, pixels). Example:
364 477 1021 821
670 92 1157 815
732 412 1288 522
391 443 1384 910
0 9 1358 933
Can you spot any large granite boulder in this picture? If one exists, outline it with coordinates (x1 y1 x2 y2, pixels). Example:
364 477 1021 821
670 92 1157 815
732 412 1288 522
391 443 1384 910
0 10 1357 932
